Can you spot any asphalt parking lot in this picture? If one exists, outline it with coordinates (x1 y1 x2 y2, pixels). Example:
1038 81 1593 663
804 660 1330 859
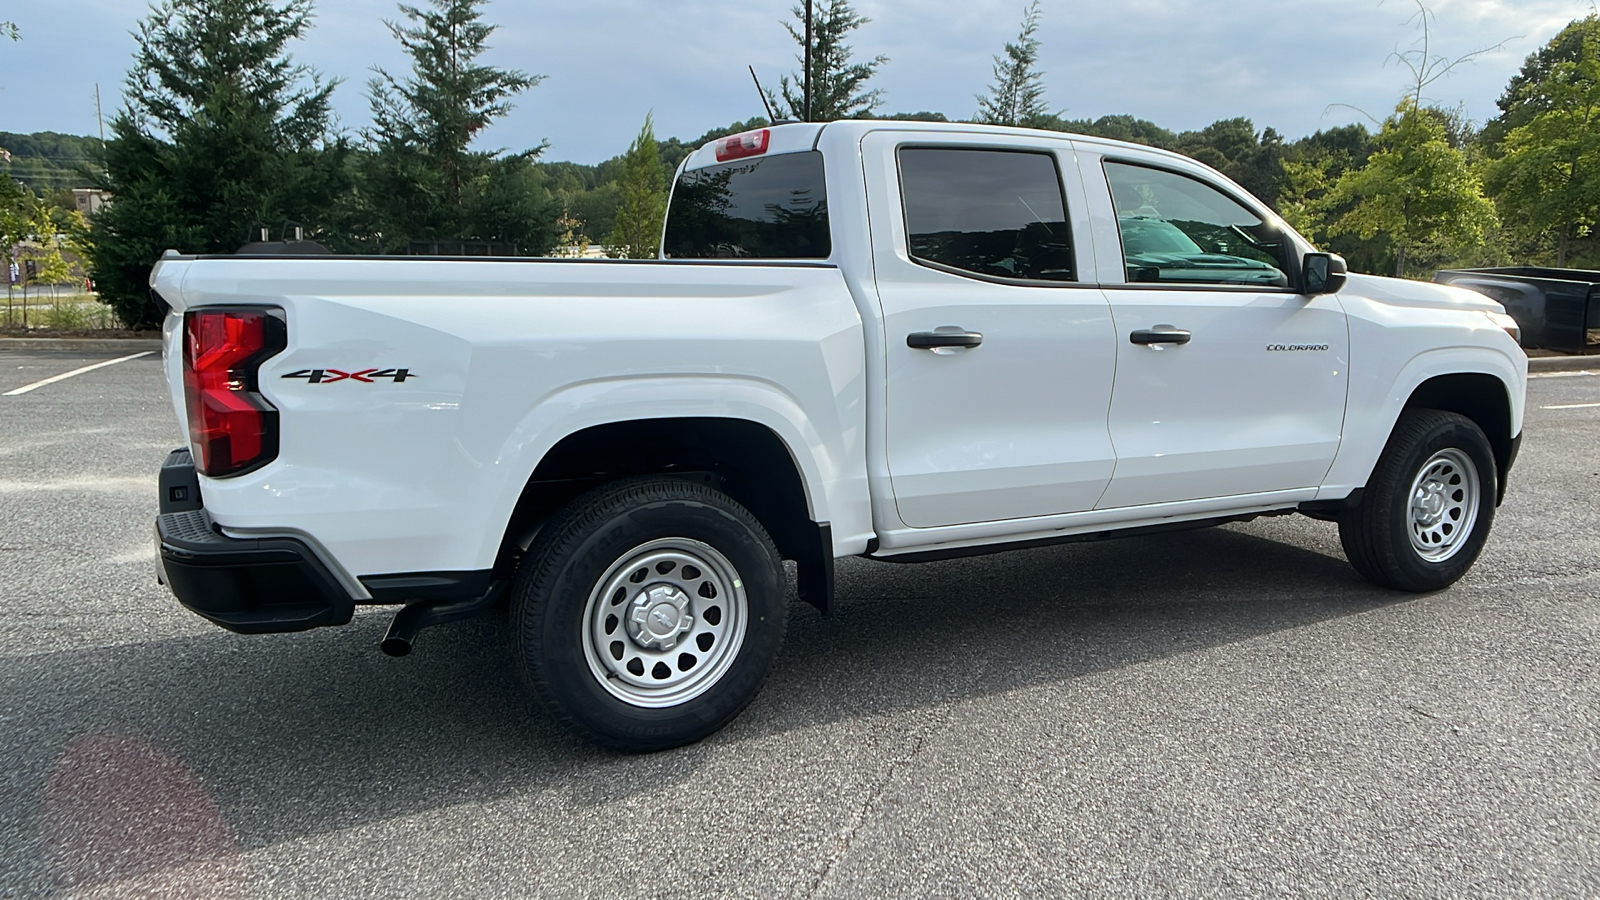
1 347 1597 899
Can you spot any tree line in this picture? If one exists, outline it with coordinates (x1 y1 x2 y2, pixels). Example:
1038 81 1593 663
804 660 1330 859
1 0 1597 330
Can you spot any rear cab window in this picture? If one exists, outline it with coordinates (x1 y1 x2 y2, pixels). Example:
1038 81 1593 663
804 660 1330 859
663 151 830 260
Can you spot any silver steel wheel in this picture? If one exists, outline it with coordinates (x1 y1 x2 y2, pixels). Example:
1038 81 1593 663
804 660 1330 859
1406 448 1481 563
581 537 748 709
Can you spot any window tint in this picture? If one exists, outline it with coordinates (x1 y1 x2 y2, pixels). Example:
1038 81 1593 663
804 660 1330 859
1104 161 1291 288
898 148 1075 282
663 152 830 259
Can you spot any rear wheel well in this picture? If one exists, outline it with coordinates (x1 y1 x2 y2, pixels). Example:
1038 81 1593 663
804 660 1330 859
499 418 831 611
1402 373 1514 497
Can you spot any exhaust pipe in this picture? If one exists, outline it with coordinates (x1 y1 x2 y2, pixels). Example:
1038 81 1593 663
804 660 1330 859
380 584 507 657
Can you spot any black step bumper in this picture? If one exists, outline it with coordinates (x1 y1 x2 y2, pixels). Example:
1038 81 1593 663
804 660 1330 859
155 449 355 634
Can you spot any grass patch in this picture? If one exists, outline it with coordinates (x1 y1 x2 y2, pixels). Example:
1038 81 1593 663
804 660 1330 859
2 294 127 332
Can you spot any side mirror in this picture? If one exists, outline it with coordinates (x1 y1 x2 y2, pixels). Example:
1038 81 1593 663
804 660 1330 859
1303 252 1348 295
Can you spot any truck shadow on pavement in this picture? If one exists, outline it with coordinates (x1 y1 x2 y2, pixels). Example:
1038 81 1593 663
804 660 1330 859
1 524 1398 894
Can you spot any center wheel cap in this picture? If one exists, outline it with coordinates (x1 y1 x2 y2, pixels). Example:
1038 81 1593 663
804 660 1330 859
628 585 694 650
1414 484 1446 525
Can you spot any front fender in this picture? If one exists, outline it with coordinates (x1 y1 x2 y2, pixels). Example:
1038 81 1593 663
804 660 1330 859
1316 345 1526 500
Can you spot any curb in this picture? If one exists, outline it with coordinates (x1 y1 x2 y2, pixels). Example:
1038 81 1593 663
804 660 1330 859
1527 354 1600 373
0 338 163 353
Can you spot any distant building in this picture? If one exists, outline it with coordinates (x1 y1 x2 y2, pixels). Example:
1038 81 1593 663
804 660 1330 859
70 189 109 218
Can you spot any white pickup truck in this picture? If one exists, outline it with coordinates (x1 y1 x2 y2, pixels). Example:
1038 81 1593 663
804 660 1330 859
152 120 1526 751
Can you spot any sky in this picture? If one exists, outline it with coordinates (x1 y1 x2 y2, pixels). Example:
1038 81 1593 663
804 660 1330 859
0 0 1592 166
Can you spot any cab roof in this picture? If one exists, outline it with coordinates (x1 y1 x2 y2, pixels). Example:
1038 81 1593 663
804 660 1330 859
680 119 1201 173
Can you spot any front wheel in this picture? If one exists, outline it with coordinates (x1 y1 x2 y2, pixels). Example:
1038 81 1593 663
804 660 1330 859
512 477 787 752
1339 410 1497 592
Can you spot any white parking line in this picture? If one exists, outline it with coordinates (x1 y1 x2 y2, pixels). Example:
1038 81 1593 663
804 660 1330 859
1541 402 1600 410
2 351 156 396
1529 370 1599 379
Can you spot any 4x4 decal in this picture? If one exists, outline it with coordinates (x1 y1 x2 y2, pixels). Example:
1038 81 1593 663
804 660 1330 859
282 368 417 384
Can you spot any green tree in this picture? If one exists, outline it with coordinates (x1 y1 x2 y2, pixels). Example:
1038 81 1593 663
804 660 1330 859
87 0 350 327
767 1 887 121
2 176 34 324
358 0 557 254
1482 15 1597 153
31 217 74 289
880 111 950 123
606 114 667 259
0 176 28 249
1174 119 1285 205
1035 113 1177 149
1313 1 1505 276
1483 16 1600 267
1275 124 1375 250
976 1 1048 127
0 132 108 191
1324 101 1497 276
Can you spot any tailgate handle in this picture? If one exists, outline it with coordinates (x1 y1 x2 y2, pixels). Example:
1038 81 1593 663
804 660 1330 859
1129 325 1192 346
908 331 983 349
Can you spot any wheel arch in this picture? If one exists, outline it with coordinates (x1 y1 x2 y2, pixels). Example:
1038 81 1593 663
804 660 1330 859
1401 372 1516 503
498 415 834 612
1316 346 1525 508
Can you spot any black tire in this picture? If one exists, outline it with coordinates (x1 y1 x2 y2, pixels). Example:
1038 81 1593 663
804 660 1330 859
512 477 787 752
1339 409 1497 592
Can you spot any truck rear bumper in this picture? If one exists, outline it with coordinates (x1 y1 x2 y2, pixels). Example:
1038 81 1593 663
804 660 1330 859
156 508 357 634
155 448 355 634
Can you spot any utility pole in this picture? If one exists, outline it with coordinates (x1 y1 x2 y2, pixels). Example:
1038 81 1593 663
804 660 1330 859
95 83 109 182
803 0 812 122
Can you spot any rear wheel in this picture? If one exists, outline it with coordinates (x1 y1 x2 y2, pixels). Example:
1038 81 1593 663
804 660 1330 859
512 477 787 752
1339 410 1496 592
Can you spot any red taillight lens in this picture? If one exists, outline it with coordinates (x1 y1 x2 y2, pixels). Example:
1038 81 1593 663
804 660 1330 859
183 308 286 477
714 129 770 162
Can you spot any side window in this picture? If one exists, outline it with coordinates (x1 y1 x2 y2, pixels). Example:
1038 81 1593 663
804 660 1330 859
898 148 1075 282
1104 161 1291 288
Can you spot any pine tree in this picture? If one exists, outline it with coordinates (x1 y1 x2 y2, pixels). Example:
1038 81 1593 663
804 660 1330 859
87 0 349 328
360 0 558 254
606 114 667 259
977 2 1048 127
767 1 887 121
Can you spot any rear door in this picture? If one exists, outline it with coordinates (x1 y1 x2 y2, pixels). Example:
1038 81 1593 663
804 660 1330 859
1077 148 1350 509
862 131 1119 528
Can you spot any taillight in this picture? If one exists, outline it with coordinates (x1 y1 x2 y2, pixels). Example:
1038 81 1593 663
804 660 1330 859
715 129 770 162
183 307 286 477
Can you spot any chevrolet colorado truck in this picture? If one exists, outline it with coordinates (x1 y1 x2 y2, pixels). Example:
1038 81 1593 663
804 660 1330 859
151 121 1527 751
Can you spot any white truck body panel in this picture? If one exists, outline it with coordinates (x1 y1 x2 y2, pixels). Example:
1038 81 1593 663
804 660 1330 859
152 119 1527 585
155 258 873 577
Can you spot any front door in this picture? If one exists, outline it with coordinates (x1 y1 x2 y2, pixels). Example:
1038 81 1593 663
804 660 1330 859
1087 154 1350 509
863 132 1119 528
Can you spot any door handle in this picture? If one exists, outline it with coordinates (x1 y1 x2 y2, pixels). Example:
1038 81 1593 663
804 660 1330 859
907 331 983 349
1129 325 1192 346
